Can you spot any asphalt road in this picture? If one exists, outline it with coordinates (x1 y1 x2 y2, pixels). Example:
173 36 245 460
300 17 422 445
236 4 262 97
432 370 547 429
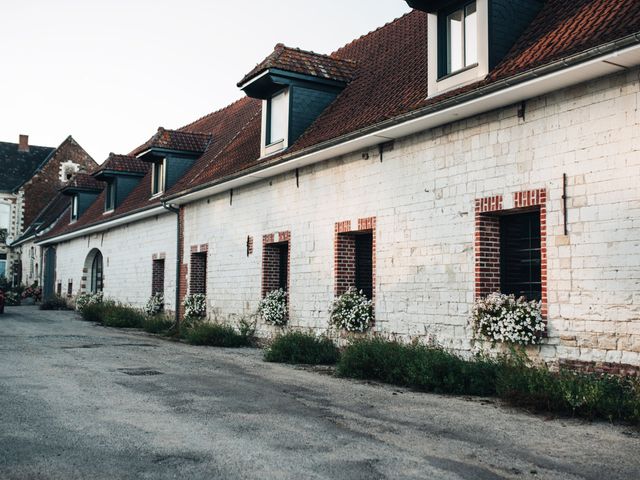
1 306 639 480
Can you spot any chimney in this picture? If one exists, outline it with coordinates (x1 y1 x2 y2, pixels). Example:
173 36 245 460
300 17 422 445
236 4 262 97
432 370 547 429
18 134 29 153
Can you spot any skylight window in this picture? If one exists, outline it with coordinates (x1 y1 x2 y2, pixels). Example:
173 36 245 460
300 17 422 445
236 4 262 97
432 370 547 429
445 2 477 75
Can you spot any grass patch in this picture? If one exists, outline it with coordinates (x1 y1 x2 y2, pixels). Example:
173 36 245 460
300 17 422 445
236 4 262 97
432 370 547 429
336 338 640 424
142 314 175 334
39 295 71 310
102 304 146 328
264 332 340 365
182 322 251 347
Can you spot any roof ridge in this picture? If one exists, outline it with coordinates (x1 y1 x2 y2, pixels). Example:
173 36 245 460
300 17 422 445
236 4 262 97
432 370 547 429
0 140 55 150
178 96 252 132
189 106 262 186
277 43 357 65
331 10 414 58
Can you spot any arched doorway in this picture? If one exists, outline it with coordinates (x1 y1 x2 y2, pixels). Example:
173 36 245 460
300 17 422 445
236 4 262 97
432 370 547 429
83 249 104 293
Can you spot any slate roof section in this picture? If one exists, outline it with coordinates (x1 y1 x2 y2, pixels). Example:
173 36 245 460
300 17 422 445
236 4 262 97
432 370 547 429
12 193 71 245
41 1 640 242
238 43 357 87
0 141 55 192
138 128 212 155
94 153 148 176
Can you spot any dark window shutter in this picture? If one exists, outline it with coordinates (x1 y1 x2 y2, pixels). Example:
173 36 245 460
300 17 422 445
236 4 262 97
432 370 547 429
500 211 541 301
355 233 373 299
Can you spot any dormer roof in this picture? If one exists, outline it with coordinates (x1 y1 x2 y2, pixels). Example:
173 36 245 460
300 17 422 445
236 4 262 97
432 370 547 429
137 127 212 158
93 153 148 179
238 44 356 89
60 173 104 195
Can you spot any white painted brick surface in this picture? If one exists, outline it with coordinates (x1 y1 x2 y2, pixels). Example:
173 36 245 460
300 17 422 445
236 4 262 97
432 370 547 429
54 213 177 311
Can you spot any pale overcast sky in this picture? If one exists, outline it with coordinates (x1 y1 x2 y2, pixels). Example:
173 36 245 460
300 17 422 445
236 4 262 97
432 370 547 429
0 1 410 163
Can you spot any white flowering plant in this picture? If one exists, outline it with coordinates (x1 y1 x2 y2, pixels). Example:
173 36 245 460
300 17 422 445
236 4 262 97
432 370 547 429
258 288 288 326
183 293 206 318
75 291 104 312
329 288 373 333
145 292 164 316
472 292 545 345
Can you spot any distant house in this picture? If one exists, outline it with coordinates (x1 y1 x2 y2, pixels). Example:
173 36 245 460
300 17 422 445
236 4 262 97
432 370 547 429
37 2 640 374
0 134 96 294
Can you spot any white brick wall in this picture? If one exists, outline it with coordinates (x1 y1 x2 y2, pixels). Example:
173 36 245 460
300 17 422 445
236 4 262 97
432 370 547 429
180 68 640 365
54 213 177 311
50 67 640 367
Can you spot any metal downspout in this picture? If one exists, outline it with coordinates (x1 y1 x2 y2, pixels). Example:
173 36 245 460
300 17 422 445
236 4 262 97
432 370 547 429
162 201 181 325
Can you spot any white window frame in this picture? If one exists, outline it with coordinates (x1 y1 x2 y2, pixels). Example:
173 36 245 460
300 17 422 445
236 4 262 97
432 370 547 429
0 202 10 232
261 88 290 157
427 0 489 97
70 195 79 222
151 159 166 197
105 181 116 213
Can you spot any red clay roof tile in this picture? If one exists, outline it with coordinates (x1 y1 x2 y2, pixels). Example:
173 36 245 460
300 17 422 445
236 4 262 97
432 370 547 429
238 44 357 87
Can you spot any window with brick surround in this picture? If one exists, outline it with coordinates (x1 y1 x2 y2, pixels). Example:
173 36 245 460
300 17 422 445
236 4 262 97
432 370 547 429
67 280 73 297
475 189 547 314
262 234 290 297
152 259 165 295
190 252 207 295
335 217 376 300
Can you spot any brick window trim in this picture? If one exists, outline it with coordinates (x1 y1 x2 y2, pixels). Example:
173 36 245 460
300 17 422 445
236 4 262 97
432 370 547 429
262 231 291 298
474 189 547 317
334 217 377 301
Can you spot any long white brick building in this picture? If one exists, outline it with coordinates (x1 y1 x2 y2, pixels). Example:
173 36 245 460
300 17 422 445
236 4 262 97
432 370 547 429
37 1 640 374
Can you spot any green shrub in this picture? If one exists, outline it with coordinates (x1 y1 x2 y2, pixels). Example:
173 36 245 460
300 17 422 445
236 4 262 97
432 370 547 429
142 314 175 334
337 338 498 396
495 353 640 423
80 301 113 323
182 322 250 347
336 338 640 424
264 332 340 365
102 304 146 328
39 295 71 310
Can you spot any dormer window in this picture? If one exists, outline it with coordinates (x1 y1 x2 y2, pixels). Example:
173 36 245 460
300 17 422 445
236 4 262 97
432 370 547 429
267 89 288 146
151 159 166 196
410 0 543 98
262 88 290 156
443 2 477 76
105 181 116 212
71 195 79 222
238 44 354 159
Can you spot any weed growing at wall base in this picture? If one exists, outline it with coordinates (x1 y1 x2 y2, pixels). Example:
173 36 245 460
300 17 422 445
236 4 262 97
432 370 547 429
264 332 340 365
336 339 640 424
182 322 252 347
